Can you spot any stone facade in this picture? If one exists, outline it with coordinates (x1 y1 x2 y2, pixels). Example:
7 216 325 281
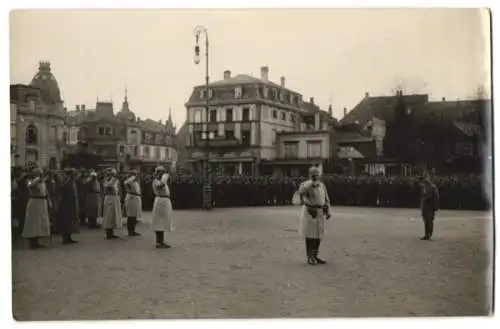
10 61 67 168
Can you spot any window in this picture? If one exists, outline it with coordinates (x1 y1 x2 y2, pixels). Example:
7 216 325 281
225 129 235 139
143 146 150 158
200 90 205 99
263 87 269 98
242 163 252 176
133 146 138 156
194 110 203 123
273 89 278 99
307 141 322 158
235 87 242 99
62 131 68 143
119 145 125 156
262 106 269 119
279 91 285 102
272 109 277 119
105 126 112 136
272 129 277 145
242 108 250 122
290 94 295 104
25 124 38 145
166 148 171 160
226 108 233 122
284 141 299 159
209 109 217 123
98 126 105 136
280 111 286 121
290 113 295 123
241 130 251 146
455 142 473 156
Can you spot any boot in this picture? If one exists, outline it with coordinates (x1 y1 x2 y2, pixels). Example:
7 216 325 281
313 239 326 264
63 234 78 244
88 217 100 229
155 231 170 249
127 218 140 237
305 238 316 265
428 220 434 240
421 219 429 240
106 228 118 240
29 237 44 249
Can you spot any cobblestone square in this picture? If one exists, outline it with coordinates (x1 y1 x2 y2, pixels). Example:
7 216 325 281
12 206 493 320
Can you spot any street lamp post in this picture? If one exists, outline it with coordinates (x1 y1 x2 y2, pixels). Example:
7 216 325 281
193 25 213 210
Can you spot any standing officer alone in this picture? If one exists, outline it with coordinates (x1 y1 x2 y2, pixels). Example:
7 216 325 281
124 170 142 237
420 173 440 241
298 166 331 265
151 166 173 249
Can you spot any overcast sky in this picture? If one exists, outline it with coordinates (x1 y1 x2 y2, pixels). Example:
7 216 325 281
10 9 490 127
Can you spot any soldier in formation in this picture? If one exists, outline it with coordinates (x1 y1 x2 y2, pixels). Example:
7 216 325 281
102 168 122 240
151 166 173 249
124 169 142 237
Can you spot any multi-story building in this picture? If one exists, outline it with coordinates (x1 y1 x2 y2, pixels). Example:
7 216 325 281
10 61 67 169
339 91 492 175
184 66 337 176
76 91 178 172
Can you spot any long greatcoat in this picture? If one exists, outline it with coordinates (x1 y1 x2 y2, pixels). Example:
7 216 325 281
22 179 51 239
102 177 122 230
85 178 102 219
124 178 142 218
54 178 79 235
298 180 330 239
421 183 440 221
151 175 173 232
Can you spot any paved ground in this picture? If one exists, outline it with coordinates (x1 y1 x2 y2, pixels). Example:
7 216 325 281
12 206 493 320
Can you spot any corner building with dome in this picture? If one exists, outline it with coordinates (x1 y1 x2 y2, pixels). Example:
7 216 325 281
10 61 67 169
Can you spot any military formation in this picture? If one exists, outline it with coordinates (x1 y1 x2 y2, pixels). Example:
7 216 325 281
11 165 489 264
11 165 174 249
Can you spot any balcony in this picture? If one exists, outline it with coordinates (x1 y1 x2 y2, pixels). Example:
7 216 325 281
191 136 242 148
276 154 325 161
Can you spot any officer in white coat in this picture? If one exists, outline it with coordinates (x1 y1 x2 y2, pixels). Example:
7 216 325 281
124 170 142 237
298 166 331 265
151 166 173 249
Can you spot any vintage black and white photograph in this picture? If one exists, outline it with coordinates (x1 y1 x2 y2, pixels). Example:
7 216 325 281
8 7 494 320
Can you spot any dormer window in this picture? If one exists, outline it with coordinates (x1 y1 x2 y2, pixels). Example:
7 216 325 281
273 89 278 99
200 89 205 99
235 86 243 99
263 87 269 98
290 94 294 104
279 91 285 102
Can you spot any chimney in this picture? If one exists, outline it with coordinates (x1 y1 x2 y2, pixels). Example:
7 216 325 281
260 66 269 81
442 97 446 101
81 104 85 111
309 97 314 104
365 92 370 98
328 104 332 116
224 70 231 79
76 105 80 111
343 107 347 117
280 76 285 87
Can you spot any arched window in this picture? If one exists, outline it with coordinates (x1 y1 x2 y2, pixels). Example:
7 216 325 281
25 124 38 145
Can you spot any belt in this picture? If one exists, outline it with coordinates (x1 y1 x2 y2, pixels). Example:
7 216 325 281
29 196 48 199
104 193 117 196
155 195 170 199
89 191 101 194
305 204 325 209
127 192 141 196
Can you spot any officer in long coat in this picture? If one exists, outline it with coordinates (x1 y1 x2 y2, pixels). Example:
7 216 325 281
102 168 122 240
124 169 142 236
298 166 331 265
420 174 440 241
22 167 51 249
83 170 102 229
151 166 173 249
55 169 79 244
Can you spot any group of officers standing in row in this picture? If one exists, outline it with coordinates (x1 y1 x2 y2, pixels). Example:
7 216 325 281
13 165 174 250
